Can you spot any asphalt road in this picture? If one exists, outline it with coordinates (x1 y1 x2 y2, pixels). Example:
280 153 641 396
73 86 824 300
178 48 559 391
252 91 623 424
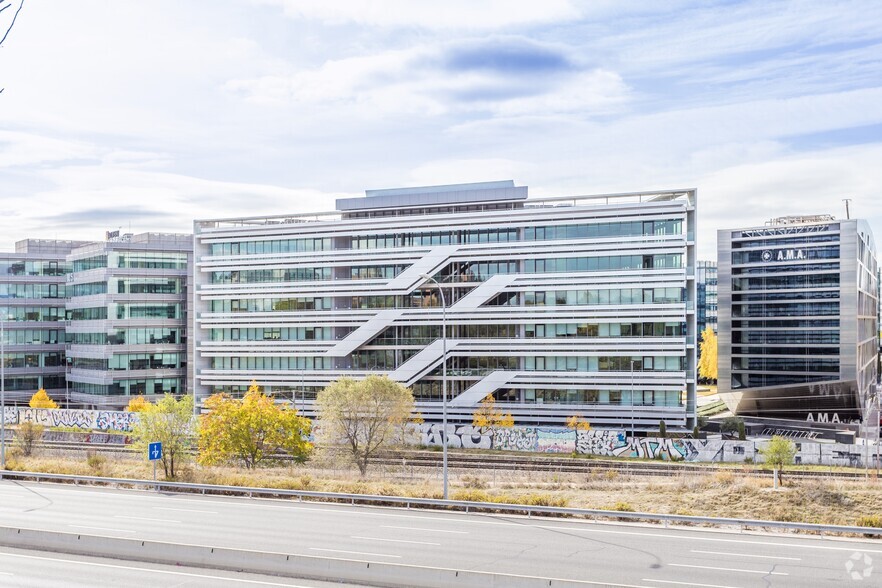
0 480 879 587
0 545 368 587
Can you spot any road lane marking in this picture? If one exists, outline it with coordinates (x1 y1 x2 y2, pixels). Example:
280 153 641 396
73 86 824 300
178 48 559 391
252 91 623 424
67 525 136 534
114 515 181 523
643 580 743 588
351 535 441 546
0 550 319 586
669 564 787 576
690 550 801 561
309 547 401 558
381 525 468 534
153 507 218 514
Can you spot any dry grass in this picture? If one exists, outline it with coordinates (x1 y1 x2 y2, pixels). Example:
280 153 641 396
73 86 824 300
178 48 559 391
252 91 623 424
9 450 882 528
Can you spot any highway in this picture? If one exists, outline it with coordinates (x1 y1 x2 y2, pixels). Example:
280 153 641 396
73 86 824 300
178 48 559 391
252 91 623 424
0 479 878 587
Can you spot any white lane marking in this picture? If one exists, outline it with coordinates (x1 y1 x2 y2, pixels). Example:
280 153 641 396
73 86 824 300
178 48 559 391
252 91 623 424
10 482 882 554
351 535 440 546
669 564 787 576
0 550 318 586
153 507 218 514
67 525 136 534
691 549 801 561
309 547 401 558
114 515 181 524
643 580 743 588
381 525 468 534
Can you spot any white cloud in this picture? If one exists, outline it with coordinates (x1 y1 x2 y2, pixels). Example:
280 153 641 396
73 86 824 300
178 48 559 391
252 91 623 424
258 0 580 30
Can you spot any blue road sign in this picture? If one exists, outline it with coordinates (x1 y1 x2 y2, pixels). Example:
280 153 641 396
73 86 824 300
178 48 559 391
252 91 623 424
148 442 163 461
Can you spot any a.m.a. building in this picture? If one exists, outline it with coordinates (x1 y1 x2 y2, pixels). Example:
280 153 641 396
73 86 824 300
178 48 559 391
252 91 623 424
718 215 879 424
193 181 697 430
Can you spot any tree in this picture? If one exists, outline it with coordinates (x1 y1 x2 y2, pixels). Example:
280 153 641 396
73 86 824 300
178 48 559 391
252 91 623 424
721 416 743 437
565 415 591 431
315 375 414 476
759 436 796 488
131 394 193 479
658 420 667 438
15 421 43 456
472 395 514 430
29 389 58 409
125 396 150 412
198 382 311 469
697 326 718 382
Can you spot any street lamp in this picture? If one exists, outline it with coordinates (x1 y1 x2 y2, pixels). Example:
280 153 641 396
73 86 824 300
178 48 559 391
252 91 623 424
1 311 7 469
630 360 636 439
419 273 448 500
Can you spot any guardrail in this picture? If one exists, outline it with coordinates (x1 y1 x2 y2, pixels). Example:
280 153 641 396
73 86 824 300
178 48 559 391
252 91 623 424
1 469 880 537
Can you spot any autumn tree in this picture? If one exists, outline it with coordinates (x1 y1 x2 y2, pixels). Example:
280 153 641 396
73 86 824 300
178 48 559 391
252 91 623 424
198 382 311 469
131 394 193 479
759 436 796 489
565 415 591 431
315 375 414 476
15 422 43 456
697 326 718 382
472 394 514 431
29 389 58 409
125 396 150 412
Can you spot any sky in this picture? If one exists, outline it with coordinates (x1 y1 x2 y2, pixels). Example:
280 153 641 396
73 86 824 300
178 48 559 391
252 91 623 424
1 0 881 259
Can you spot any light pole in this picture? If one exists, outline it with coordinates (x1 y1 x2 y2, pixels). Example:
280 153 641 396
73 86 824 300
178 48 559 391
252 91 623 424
629 360 636 439
419 273 448 500
1 312 6 470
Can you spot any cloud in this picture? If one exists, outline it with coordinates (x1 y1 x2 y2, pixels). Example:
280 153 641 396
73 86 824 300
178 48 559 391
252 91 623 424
257 0 580 30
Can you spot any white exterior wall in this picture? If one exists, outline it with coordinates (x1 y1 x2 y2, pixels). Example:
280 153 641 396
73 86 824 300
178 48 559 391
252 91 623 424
192 185 696 430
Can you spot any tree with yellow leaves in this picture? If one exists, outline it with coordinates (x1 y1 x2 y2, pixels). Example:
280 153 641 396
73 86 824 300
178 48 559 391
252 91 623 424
125 396 150 412
29 388 58 409
697 326 718 382
315 375 414 475
565 415 591 431
198 381 311 469
131 394 193 479
472 394 514 431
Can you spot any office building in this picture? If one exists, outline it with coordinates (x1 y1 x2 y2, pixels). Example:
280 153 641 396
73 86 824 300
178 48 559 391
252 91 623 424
193 181 696 429
65 233 192 408
0 240 88 404
697 261 718 338
718 215 879 423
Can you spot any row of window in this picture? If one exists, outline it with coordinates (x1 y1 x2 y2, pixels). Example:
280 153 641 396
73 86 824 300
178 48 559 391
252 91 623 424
525 287 684 307
208 238 332 257
71 353 183 371
1 329 64 345
209 297 332 313
732 246 840 264
524 355 685 372
733 233 838 248
353 228 519 249
732 319 839 328
733 331 840 344
732 358 840 372
70 278 183 297
116 303 181 320
0 375 65 391
209 327 333 341
73 252 188 272
68 328 181 345
734 263 839 275
210 356 334 370
733 302 840 318
0 260 70 276
525 219 682 241
733 291 839 302
436 261 519 281
732 274 839 291
0 306 64 322
211 268 332 284
0 283 63 298
525 322 685 338
524 254 682 273
1 352 65 369
732 374 834 388
70 378 182 396
732 346 838 356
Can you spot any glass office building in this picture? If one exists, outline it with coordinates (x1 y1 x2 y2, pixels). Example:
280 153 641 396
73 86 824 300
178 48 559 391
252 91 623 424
0 240 89 404
718 216 879 422
65 233 192 408
697 261 718 338
193 181 697 429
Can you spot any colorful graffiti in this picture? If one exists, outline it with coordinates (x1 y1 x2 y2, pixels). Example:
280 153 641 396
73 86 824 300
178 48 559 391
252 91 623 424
493 427 538 452
17 408 139 432
537 428 575 453
419 424 492 449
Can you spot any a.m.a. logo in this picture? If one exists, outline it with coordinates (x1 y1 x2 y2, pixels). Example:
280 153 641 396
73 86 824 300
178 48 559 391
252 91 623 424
806 412 841 423
763 249 807 262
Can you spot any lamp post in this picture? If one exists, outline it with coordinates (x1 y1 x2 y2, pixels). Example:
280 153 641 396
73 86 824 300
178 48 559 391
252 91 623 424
1 312 6 470
419 273 448 500
630 360 636 439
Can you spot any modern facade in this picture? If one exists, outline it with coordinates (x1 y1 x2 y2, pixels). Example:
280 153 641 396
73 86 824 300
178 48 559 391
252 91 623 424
0 240 89 404
718 215 879 423
65 233 192 409
696 261 718 338
193 181 697 430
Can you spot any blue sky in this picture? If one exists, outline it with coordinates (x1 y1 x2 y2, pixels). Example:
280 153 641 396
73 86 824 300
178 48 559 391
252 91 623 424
1 0 881 258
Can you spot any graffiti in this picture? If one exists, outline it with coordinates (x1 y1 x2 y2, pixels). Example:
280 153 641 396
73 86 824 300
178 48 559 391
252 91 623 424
576 430 626 455
17 408 139 432
2 406 17 425
493 427 538 452
419 424 492 449
41 430 130 444
536 428 575 453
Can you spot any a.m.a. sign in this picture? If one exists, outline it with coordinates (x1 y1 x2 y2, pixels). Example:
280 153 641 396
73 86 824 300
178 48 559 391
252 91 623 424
761 249 807 262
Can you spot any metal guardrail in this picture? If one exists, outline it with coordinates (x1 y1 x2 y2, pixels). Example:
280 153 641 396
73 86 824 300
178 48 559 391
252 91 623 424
1 469 880 537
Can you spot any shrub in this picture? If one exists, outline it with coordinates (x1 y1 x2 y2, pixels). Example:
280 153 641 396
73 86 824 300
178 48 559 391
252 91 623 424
452 489 491 502
857 515 882 529
520 493 568 507
15 422 44 457
461 474 487 489
86 452 107 474
612 501 634 512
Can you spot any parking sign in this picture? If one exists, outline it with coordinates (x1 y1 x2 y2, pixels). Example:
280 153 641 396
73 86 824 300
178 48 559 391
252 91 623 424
148 442 163 461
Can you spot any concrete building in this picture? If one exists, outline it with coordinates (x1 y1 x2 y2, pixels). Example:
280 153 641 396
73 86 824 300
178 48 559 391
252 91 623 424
718 215 879 424
193 181 697 430
65 233 192 408
0 240 89 404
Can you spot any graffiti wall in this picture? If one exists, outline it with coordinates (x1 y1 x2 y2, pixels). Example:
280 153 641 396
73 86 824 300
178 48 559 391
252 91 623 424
13 408 139 432
419 423 492 449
